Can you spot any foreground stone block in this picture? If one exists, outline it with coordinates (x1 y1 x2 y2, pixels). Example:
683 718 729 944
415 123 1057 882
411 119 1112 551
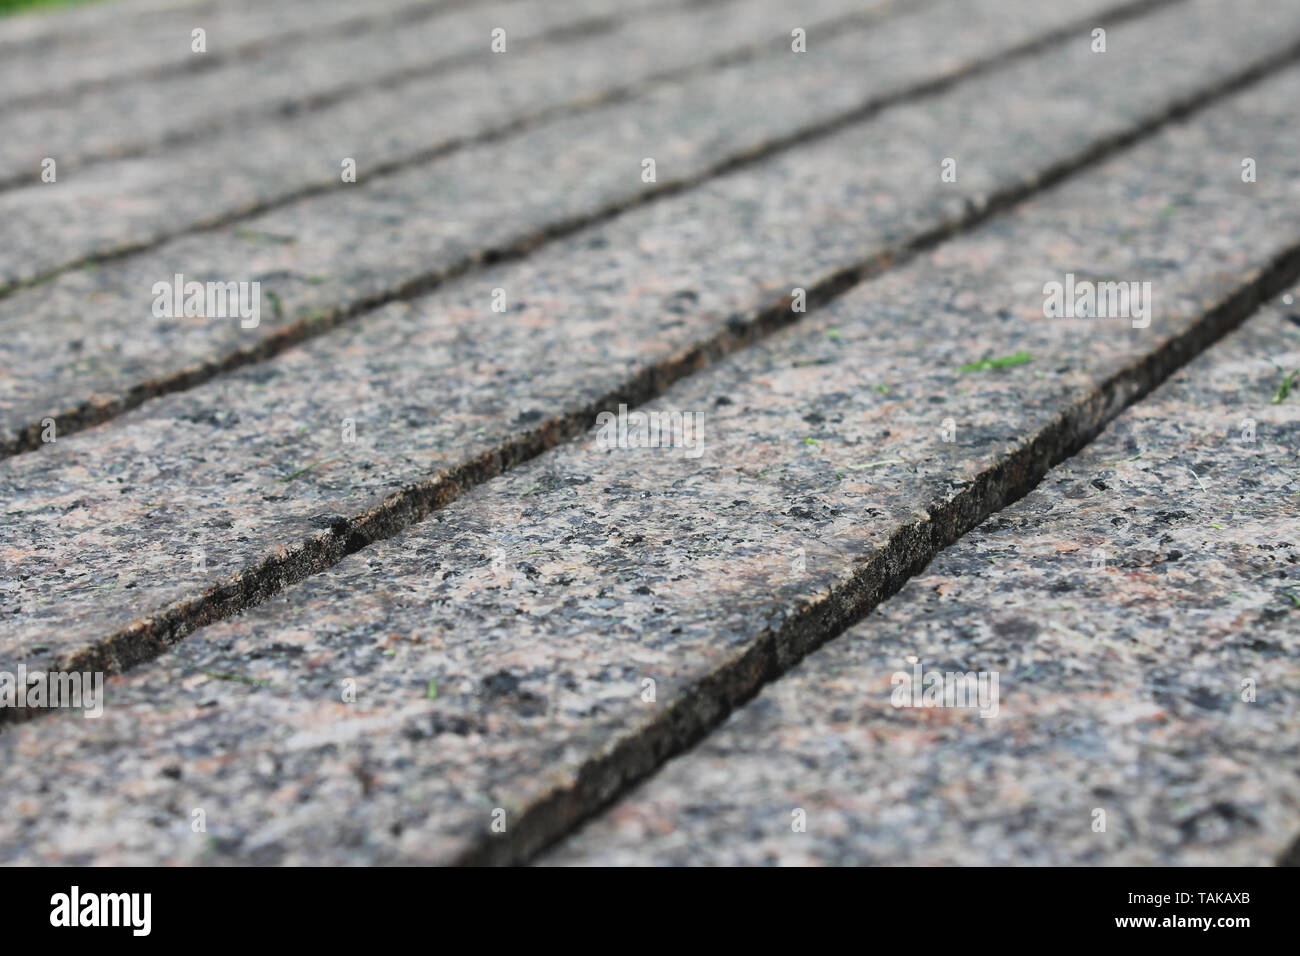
545 291 1300 866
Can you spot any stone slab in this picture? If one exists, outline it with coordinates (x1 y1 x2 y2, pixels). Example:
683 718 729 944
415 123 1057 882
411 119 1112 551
0 0 1181 446
544 292 1300 866
2 59 1298 864
2 0 1287 677
0 0 876 195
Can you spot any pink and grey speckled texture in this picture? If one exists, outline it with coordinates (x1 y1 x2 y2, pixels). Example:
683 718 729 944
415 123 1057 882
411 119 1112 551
4 11 1298 679
0 0 880 195
0 0 1208 448
2 62 1299 863
545 295 1300 867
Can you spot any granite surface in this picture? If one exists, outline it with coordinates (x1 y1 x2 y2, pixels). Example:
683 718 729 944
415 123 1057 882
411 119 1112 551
546 293 1300 866
0 0 880 195
0 0 1189 446
2 56 1298 863
4 3 1296 680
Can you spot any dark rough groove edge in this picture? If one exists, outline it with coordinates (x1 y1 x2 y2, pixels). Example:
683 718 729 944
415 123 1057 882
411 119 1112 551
4 10 1295 695
470 242 1300 868
2 25 1296 728
0 0 484 116
0 0 932 286
0 0 1189 457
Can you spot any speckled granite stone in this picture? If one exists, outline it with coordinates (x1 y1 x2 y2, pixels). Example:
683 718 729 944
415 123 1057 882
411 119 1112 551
5 10 1297 680
544 295 1300 866
0 0 1203 444
2 62 1299 863
0 0 468 109
0 0 879 196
